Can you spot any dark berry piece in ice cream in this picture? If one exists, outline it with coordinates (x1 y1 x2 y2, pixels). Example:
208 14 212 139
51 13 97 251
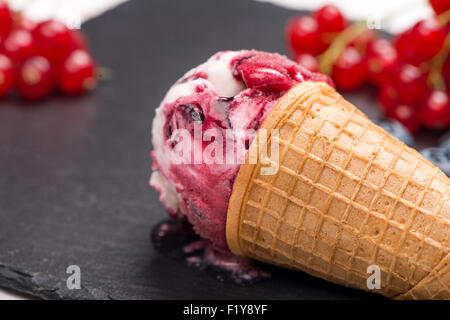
165 103 205 139
217 96 234 102
231 51 333 92
165 121 173 139
374 118 414 146
241 64 293 91
232 54 294 92
420 148 450 177
189 203 204 219
179 104 205 124
231 54 253 76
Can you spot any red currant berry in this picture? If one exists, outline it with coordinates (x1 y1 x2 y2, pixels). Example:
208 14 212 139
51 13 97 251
378 83 422 133
332 46 366 90
421 90 450 128
395 29 426 66
379 86 421 134
379 83 400 116
393 64 428 105
430 0 450 15
286 16 327 56
32 20 72 63
58 49 97 95
16 16 38 32
391 104 421 134
0 0 13 38
18 56 54 100
68 29 88 51
314 5 346 33
0 53 15 97
365 38 398 85
410 18 446 60
2 29 35 63
295 53 319 72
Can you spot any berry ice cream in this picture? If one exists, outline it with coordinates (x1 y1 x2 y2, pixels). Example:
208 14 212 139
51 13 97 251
150 50 332 251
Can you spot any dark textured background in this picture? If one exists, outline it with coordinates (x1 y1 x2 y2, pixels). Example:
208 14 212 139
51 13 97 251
0 0 438 299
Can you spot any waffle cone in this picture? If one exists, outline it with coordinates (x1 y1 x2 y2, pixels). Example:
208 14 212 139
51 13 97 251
226 81 450 299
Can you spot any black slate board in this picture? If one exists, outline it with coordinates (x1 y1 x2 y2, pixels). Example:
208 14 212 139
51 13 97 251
0 0 440 300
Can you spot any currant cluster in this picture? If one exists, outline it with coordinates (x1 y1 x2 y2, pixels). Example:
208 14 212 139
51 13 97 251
285 1 450 134
0 0 97 101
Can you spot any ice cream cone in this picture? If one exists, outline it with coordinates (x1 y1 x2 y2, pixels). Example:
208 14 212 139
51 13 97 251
226 81 450 299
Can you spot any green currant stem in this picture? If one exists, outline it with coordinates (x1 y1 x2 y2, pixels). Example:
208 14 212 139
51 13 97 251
318 21 368 75
437 9 450 26
427 33 450 91
97 67 113 81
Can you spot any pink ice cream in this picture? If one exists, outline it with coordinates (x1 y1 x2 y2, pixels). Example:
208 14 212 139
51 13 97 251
150 50 332 250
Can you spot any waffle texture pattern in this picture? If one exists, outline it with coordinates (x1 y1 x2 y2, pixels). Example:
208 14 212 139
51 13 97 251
226 81 450 299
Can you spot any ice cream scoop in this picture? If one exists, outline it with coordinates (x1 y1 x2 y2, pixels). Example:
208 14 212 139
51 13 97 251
150 50 450 299
150 50 331 250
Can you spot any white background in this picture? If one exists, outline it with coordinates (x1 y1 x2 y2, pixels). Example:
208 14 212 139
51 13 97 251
0 0 434 300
